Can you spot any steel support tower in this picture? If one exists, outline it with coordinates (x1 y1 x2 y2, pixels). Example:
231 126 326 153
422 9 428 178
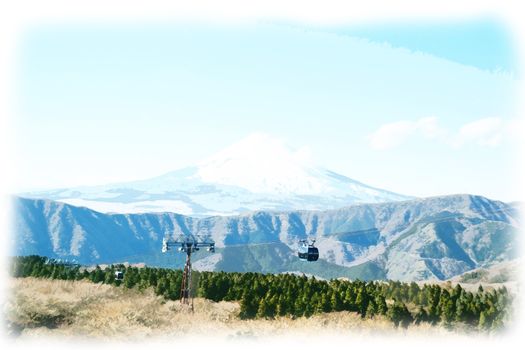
162 234 215 311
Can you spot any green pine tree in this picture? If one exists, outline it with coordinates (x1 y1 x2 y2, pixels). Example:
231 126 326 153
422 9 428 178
387 300 414 328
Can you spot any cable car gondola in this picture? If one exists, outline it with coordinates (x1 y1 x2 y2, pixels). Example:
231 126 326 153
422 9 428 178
297 239 319 262
115 271 124 281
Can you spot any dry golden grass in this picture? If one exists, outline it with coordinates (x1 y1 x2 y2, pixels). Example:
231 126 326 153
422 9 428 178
4 277 459 341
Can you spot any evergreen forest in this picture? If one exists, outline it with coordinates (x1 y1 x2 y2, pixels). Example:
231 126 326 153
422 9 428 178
10 255 512 330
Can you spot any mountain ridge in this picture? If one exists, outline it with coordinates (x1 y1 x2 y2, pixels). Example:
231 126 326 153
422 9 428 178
11 194 519 281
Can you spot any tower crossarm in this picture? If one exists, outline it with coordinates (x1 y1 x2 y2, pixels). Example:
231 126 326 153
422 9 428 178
162 234 215 253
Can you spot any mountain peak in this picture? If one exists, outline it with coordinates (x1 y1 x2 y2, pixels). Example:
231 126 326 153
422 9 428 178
201 132 312 167
22 133 410 215
196 133 319 194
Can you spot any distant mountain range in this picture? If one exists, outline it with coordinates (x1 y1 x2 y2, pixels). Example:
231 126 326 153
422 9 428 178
20 133 410 216
12 194 519 281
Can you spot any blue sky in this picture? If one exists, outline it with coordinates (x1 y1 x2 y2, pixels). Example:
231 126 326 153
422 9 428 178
324 19 516 73
14 19 520 201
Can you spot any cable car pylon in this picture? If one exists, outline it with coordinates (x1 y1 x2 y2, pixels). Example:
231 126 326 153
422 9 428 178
162 234 215 311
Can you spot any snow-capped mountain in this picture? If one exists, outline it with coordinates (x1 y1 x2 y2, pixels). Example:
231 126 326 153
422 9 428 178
22 133 410 216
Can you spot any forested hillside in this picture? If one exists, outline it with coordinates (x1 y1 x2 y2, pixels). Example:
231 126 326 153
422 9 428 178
10 256 512 330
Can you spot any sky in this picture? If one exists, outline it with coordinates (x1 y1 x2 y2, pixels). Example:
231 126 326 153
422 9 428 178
13 19 521 201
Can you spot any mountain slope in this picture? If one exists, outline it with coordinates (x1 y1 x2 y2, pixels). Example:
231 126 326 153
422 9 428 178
11 194 519 281
21 133 410 216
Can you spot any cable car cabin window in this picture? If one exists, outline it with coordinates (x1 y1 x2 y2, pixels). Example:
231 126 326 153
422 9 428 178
307 247 319 261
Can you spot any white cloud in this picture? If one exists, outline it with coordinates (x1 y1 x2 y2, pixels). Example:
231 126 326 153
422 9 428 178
369 116 515 150
368 116 442 150
452 117 503 148
416 116 443 139
368 120 415 150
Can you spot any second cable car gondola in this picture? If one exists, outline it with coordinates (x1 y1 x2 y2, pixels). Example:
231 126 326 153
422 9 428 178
297 239 319 261
115 271 124 281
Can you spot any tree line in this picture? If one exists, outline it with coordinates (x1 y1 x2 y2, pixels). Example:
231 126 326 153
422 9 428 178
10 255 511 330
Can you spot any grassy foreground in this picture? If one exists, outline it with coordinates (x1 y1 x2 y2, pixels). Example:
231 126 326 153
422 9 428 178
11 256 512 329
5 277 462 340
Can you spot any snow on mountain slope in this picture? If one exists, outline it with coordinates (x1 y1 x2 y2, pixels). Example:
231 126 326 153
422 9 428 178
21 133 410 216
197 133 319 194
